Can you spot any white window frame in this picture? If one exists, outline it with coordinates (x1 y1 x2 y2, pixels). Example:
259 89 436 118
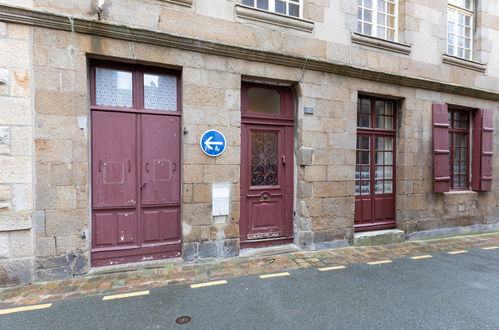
447 1 474 60
242 0 303 18
357 0 398 41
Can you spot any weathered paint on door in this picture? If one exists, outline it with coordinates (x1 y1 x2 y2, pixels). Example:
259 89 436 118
90 62 181 266
240 83 294 248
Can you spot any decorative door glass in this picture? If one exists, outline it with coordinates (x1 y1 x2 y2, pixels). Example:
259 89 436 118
95 67 133 108
375 136 394 194
355 135 371 195
143 73 177 111
251 131 279 186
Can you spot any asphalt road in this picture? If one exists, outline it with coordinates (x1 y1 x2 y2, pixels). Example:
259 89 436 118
1 248 498 330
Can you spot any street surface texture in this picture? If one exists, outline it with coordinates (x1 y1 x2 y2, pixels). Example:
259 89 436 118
1 246 498 329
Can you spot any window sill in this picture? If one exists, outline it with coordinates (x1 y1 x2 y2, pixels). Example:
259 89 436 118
442 54 487 73
351 32 412 55
235 4 314 33
158 0 192 7
443 190 477 195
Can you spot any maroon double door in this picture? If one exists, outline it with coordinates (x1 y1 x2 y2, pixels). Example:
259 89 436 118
240 83 294 248
90 63 181 266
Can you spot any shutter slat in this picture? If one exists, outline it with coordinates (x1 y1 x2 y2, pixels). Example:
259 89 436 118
472 109 494 192
432 104 450 193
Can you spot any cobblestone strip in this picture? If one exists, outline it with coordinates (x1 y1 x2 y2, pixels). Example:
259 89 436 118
0 233 498 307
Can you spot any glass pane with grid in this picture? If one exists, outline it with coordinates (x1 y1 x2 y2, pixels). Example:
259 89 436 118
355 135 371 195
143 73 177 111
243 0 300 17
447 6 473 60
448 110 469 189
357 0 396 40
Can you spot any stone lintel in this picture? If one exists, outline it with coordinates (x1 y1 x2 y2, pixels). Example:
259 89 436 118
0 4 498 101
235 4 314 33
442 54 487 73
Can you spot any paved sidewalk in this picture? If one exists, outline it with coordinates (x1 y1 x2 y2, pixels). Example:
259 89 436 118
1 232 498 308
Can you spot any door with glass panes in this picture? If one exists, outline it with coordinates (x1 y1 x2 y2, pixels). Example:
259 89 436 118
355 96 396 232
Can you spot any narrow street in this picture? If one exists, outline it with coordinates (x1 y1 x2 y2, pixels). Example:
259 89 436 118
1 247 498 330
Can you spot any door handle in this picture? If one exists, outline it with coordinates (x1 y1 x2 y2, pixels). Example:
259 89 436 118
140 182 147 190
145 162 150 173
128 160 131 172
98 160 102 173
281 155 286 165
172 161 177 172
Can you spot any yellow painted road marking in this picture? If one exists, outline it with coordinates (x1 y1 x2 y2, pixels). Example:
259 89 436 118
411 255 433 260
318 266 346 271
0 303 52 315
448 250 467 255
368 260 392 265
102 290 150 301
190 280 227 288
482 246 499 250
259 272 290 279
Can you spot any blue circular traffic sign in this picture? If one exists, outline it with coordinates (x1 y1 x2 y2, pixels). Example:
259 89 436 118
200 130 227 157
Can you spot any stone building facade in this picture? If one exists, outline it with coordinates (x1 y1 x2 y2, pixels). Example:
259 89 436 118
0 0 498 287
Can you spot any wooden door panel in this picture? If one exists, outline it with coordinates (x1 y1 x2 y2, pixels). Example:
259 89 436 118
141 115 180 205
92 111 137 208
142 208 180 244
93 210 137 248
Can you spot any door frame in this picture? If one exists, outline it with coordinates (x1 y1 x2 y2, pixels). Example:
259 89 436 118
89 60 182 266
354 95 397 232
240 82 295 248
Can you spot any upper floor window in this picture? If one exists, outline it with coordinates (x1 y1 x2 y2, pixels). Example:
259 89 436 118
357 0 397 41
447 0 473 60
242 0 301 17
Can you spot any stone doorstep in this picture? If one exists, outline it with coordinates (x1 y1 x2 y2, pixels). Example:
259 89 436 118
353 229 405 246
85 258 184 277
239 244 300 257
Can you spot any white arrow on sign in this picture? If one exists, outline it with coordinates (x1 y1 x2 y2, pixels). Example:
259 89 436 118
204 136 223 150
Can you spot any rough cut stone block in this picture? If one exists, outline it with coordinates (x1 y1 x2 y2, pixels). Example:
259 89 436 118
0 185 11 201
0 232 10 258
10 230 32 257
182 242 197 261
0 258 33 288
223 239 239 257
0 211 31 231
296 148 314 166
199 241 218 258
35 237 56 257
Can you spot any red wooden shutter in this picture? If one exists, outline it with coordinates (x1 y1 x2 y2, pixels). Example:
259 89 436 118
472 109 494 191
432 104 450 193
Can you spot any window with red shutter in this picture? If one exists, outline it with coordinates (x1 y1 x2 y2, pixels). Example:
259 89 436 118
472 109 494 192
432 104 451 193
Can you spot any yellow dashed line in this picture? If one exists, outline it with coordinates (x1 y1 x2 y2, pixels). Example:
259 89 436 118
368 260 392 265
411 255 433 260
0 303 52 315
318 266 346 271
259 272 290 279
190 280 227 288
102 290 150 301
482 246 499 250
448 250 468 255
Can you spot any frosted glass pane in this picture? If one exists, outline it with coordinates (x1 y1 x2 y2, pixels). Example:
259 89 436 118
144 73 177 111
95 67 133 108
248 87 280 114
